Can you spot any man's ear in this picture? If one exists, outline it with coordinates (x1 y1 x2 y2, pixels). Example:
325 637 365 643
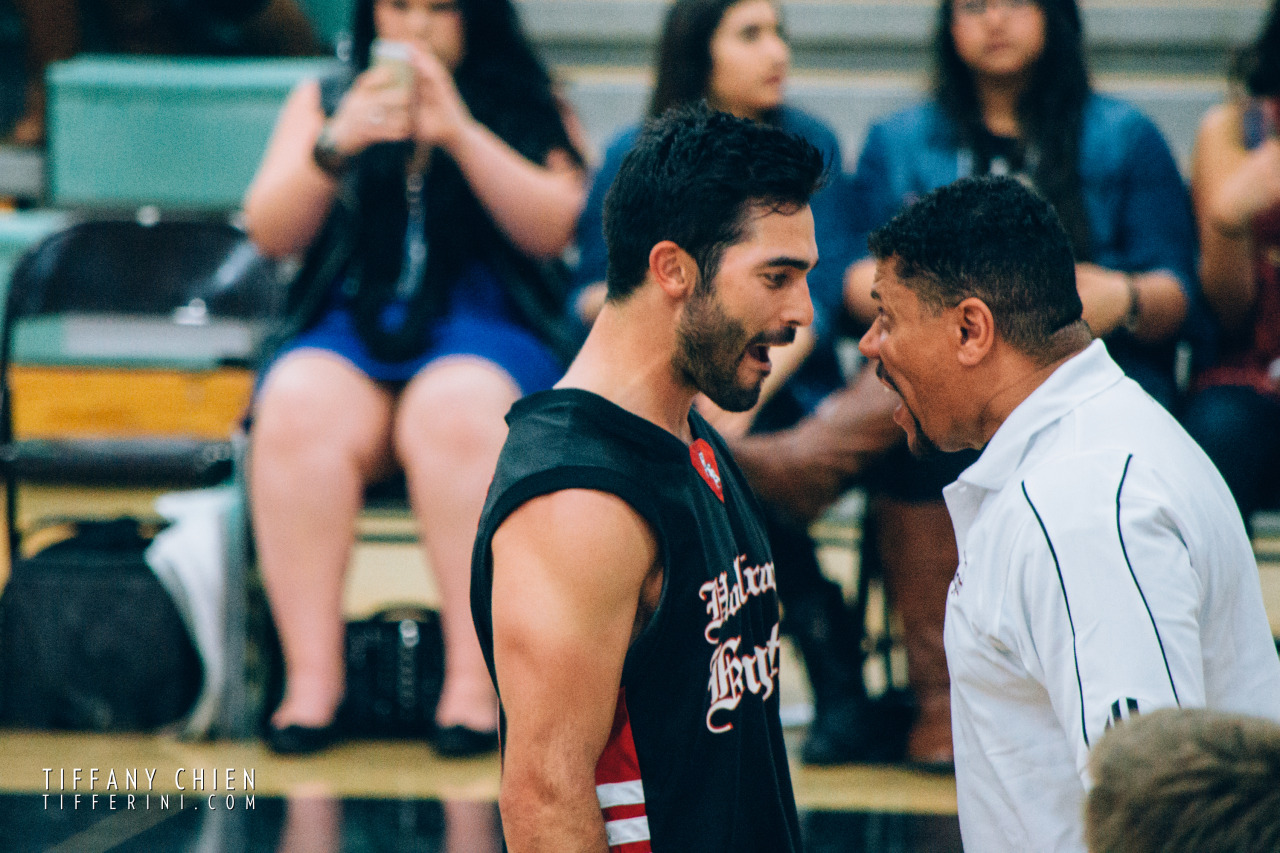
955 296 996 366
649 241 698 300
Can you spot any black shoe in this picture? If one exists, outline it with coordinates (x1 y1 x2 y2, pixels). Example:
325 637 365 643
800 691 913 766
904 756 956 775
802 708 883 765
265 721 342 755
433 725 499 758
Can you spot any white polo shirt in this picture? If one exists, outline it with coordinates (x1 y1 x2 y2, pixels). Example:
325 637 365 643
942 340 1280 853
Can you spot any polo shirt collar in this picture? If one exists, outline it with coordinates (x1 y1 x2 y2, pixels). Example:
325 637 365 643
957 339 1124 492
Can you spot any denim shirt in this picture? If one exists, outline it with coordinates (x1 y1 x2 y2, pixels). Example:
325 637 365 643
573 106 854 414
847 94 1201 407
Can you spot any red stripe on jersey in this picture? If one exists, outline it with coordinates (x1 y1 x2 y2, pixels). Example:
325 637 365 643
602 802 647 822
595 688 651 852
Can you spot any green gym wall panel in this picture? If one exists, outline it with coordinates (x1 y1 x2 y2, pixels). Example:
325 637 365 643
46 56 338 212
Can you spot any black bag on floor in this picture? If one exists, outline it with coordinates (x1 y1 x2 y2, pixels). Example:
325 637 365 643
0 518 202 731
338 606 444 738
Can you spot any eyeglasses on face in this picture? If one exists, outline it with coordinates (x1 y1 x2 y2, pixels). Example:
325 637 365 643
954 0 1035 16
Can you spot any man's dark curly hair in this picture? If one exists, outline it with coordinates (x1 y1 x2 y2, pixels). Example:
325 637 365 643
603 104 826 301
868 175 1083 357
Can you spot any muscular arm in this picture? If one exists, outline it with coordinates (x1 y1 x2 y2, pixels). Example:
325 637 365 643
490 489 660 853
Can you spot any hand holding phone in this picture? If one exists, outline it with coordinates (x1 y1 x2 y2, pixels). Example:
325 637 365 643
371 39 414 93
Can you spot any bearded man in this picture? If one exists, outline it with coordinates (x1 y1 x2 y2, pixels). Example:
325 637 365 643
470 104 823 853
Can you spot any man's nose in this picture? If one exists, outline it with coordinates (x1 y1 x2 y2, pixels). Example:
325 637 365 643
858 321 881 359
787 279 815 328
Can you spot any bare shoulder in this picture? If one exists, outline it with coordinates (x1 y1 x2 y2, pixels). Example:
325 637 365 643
493 488 660 598
490 488 662 667
1196 101 1244 150
281 77 323 113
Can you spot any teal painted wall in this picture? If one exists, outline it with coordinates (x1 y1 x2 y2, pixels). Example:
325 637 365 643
47 56 338 211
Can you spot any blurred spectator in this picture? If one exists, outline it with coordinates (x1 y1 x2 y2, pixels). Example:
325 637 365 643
242 0 585 756
5 0 325 146
1181 0 1280 526
1085 708 1280 853
571 0 904 766
807 0 1198 770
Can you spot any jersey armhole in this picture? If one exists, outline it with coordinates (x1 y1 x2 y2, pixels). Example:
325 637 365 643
480 465 672 676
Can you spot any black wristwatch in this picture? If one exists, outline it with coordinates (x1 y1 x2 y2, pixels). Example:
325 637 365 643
1121 273 1142 334
312 122 352 178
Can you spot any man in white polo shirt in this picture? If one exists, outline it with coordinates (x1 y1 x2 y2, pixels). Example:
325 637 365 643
858 175 1280 852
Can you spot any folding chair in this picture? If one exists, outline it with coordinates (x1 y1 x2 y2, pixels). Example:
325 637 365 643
0 217 288 735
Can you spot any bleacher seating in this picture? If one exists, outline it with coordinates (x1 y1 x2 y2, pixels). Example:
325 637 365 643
561 68 1228 176
524 0 1266 75
26 1 1265 216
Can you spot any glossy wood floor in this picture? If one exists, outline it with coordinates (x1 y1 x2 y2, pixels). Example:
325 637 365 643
0 488 967 851
2 487 1277 851
0 726 963 852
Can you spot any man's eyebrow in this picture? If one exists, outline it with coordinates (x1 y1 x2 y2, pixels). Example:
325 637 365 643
869 286 881 303
761 256 816 272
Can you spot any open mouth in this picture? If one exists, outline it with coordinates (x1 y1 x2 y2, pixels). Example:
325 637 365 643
874 362 900 396
745 328 795 372
874 363 911 423
745 342 772 371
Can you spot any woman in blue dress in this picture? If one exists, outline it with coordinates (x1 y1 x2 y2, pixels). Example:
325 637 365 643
243 0 586 755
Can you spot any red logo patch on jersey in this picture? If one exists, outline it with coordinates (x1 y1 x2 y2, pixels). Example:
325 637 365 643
690 439 724 502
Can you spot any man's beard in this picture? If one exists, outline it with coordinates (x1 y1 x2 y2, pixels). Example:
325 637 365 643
674 283 792 413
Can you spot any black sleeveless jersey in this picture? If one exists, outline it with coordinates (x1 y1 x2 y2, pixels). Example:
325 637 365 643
472 388 802 853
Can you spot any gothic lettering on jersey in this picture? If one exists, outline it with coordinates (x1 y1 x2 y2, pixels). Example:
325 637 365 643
699 555 777 643
706 624 783 733
700 555 782 733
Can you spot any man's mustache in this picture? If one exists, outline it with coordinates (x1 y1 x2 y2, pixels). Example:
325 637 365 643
751 327 797 348
875 362 900 395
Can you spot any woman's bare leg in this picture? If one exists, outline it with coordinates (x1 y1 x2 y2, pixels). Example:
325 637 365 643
395 358 519 733
251 353 395 729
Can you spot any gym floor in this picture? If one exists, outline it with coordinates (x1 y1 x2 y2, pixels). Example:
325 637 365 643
0 489 970 852
1 491 1277 852
0 728 963 851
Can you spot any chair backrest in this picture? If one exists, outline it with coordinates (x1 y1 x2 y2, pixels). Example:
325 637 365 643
46 56 335 211
1 219 289 376
6 219 285 320
0 218 290 556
